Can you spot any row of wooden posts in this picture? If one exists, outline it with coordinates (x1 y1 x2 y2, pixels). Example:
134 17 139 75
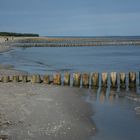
0 72 139 89
18 41 140 48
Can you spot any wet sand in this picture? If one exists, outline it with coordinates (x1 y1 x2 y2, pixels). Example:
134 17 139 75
0 83 95 140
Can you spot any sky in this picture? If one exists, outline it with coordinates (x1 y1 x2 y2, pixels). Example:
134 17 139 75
0 0 140 36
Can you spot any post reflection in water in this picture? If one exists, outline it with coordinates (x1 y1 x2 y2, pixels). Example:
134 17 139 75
99 88 107 103
87 86 140 140
125 87 140 102
118 89 126 99
87 88 99 103
108 88 117 103
87 86 139 104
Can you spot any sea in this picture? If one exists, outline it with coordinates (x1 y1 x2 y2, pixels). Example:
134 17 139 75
0 45 140 140
0 45 140 74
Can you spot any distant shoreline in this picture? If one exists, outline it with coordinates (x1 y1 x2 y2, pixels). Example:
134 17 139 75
1 36 140 49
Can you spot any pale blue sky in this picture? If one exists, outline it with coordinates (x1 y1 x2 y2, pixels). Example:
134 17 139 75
0 0 140 36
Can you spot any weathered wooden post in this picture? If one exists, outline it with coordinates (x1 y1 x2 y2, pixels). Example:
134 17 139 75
73 73 81 87
1 75 10 83
20 75 28 82
31 74 41 83
120 72 126 89
43 75 50 84
91 72 99 88
110 72 117 88
53 73 61 85
82 73 89 88
129 72 136 88
101 72 108 88
12 75 19 82
27 75 31 82
63 72 70 86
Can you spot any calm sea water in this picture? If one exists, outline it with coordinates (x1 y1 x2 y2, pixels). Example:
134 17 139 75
0 45 140 140
0 45 140 74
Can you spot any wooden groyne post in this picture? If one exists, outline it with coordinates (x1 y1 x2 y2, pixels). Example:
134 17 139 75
43 75 50 84
129 72 136 88
82 73 89 88
91 72 99 88
73 73 81 87
21 75 28 83
101 72 108 88
120 73 126 89
12 75 19 82
110 72 117 88
31 74 41 83
1 76 10 83
53 73 61 85
0 71 139 89
63 72 70 86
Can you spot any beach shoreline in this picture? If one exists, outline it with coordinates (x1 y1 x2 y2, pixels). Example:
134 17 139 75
0 38 95 140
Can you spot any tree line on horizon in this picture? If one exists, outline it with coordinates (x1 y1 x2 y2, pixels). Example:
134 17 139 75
0 32 39 37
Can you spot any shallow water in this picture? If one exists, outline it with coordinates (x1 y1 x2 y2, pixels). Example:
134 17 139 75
0 46 140 74
86 88 140 140
0 45 140 140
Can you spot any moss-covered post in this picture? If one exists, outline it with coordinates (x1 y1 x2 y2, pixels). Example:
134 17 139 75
53 73 61 85
12 75 19 82
129 72 136 88
31 74 41 83
82 73 89 88
120 72 126 89
43 75 50 84
91 72 99 88
73 73 81 87
63 72 70 86
101 72 108 88
110 72 117 88
1 75 10 83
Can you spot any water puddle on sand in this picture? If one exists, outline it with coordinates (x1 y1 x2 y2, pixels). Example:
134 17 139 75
85 87 140 140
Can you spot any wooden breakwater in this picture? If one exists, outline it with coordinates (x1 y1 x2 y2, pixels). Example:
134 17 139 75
14 37 140 47
0 72 139 89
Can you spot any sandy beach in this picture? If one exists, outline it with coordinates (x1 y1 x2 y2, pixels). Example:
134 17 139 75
0 37 95 140
0 84 95 140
